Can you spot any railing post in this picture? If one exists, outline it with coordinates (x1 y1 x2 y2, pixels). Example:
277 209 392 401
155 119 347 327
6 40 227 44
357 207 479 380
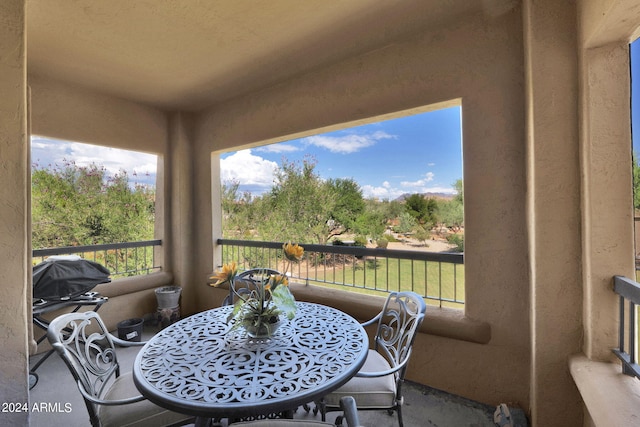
613 275 640 379
619 295 625 355
628 300 636 376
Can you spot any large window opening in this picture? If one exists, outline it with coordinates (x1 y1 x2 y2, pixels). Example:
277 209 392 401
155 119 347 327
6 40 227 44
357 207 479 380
218 104 465 308
30 136 160 277
619 36 640 375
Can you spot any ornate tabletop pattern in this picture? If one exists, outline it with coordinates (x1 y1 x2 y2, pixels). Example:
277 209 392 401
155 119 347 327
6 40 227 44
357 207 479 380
134 302 368 419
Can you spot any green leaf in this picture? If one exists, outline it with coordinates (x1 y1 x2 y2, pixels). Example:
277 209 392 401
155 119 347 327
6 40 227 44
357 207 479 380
271 286 297 320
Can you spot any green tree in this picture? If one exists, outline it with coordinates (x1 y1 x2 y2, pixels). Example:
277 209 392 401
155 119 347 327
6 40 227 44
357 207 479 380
396 211 417 234
258 158 333 244
326 178 365 233
353 200 387 240
438 179 464 231
221 181 257 239
222 180 241 220
404 193 427 222
404 194 438 228
101 171 155 243
453 179 463 203
32 161 155 248
415 226 430 246
382 199 405 220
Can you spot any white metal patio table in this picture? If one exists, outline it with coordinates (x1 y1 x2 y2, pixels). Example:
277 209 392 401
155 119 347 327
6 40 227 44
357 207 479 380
133 301 368 426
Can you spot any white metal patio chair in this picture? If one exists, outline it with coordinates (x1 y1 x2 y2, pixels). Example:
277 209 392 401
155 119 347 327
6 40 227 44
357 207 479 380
234 396 363 427
316 291 426 427
222 268 283 306
47 311 194 427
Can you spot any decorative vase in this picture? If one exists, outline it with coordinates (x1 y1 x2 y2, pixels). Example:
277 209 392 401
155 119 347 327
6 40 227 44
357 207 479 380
155 286 182 309
245 316 281 338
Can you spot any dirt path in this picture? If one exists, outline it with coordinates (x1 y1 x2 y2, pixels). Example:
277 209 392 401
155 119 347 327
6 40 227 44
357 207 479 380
386 239 456 252
371 233 457 252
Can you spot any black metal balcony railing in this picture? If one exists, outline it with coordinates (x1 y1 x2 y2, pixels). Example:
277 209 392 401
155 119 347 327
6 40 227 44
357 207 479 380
218 239 465 308
613 275 640 379
32 240 162 278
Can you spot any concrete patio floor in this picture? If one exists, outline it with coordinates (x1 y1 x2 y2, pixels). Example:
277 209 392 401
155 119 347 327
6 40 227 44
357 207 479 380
28 326 527 427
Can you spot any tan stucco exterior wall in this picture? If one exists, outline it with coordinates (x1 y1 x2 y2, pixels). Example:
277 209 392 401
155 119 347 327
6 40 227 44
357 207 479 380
29 74 168 153
194 8 531 411
579 43 633 361
574 1 639 425
167 112 198 314
578 0 637 362
0 1 30 425
523 1 586 425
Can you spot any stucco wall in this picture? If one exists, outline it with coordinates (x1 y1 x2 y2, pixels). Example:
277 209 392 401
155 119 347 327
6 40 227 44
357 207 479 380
0 0 29 425
524 1 584 425
29 74 168 153
194 9 530 408
574 1 639 425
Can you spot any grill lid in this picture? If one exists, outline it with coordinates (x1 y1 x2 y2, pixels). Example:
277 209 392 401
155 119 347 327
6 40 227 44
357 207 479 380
33 255 111 301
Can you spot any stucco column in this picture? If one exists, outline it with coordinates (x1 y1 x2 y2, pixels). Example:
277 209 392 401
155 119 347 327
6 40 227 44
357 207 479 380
580 43 634 360
524 0 583 426
167 112 198 314
0 0 30 425
192 120 216 313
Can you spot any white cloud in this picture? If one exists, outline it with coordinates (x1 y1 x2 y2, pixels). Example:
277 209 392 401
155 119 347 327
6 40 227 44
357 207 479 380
400 172 435 187
220 149 278 187
361 184 403 200
73 144 156 177
303 131 396 154
31 137 157 183
362 173 456 200
256 144 300 153
415 186 457 194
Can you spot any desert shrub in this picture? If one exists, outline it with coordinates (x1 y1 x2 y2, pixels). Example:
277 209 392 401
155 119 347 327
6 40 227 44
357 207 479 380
446 234 464 252
376 238 389 249
354 236 368 247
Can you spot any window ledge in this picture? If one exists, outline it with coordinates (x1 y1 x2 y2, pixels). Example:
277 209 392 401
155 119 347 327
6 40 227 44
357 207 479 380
569 354 640 427
289 283 491 344
95 271 173 297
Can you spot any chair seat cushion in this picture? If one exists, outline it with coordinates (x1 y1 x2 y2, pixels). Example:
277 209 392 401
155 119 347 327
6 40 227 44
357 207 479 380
234 420 334 426
98 372 192 427
323 349 397 409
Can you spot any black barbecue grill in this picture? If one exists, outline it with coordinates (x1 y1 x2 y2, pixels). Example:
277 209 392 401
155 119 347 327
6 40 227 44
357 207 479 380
29 256 110 389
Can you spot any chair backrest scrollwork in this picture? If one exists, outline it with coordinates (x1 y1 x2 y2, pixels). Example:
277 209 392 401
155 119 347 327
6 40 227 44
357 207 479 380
222 268 282 306
373 291 427 381
47 311 120 424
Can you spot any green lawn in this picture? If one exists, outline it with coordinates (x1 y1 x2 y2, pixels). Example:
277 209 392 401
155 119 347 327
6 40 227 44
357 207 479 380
300 257 465 309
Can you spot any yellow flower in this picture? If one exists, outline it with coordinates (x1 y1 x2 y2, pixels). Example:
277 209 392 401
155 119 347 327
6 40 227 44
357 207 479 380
266 274 289 291
208 262 237 287
283 242 304 262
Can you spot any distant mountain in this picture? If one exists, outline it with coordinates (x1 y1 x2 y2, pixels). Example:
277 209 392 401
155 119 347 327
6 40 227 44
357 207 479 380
394 192 455 202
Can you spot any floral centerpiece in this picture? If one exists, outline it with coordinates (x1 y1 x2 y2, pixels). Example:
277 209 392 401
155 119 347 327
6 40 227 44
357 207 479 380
208 242 304 338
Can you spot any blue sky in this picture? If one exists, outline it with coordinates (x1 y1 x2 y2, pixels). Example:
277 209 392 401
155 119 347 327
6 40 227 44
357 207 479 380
221 106 463 200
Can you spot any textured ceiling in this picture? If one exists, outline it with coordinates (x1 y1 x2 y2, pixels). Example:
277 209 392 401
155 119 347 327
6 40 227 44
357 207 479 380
26 0 511 111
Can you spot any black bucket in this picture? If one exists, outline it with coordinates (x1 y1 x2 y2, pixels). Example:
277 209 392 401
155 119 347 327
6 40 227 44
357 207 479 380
117 318 143 342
